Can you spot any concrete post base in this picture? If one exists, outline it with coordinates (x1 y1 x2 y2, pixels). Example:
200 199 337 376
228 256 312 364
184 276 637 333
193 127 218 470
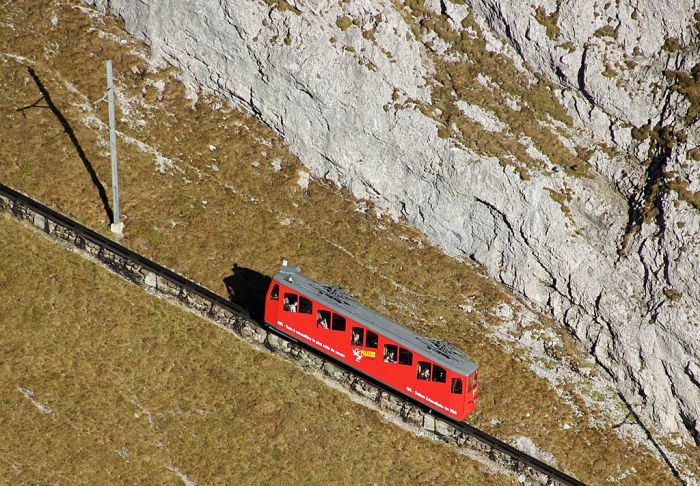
110 221 124 239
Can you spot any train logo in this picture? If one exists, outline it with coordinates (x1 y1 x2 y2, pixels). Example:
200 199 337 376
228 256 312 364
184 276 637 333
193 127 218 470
352 348 376 362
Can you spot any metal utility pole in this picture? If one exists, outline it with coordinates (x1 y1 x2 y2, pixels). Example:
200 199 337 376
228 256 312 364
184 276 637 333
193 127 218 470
106 60 124 238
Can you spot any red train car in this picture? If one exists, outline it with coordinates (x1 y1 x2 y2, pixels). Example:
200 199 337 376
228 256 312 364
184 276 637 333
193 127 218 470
264 261 478 420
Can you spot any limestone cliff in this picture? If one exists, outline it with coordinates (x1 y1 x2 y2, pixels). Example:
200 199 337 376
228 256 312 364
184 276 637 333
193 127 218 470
83 0 700 461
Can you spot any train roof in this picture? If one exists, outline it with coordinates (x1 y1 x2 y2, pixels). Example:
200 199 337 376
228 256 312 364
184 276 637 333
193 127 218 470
273 262 478 376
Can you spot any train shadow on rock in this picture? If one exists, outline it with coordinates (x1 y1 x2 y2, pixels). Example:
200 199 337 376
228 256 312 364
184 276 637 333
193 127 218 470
223 264 270 322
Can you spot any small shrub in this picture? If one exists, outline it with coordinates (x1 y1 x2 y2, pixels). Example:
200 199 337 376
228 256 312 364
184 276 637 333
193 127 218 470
663 36 682 53
594 25 617 39
602 64 616 78
535 6 560 39
631 124 651 141
663 287 682 301
336 16 353 31
560 41 576 52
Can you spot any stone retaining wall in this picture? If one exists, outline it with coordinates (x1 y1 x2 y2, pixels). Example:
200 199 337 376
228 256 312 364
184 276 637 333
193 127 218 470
0 190 559 486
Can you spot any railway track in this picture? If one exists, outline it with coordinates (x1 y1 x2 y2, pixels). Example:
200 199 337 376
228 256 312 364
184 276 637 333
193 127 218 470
0 182 586 486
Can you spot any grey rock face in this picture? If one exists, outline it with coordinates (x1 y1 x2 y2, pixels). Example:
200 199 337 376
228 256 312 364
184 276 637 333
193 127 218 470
82 0 700 459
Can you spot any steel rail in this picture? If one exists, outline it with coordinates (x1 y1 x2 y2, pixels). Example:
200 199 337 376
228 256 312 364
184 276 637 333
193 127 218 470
0 182 586 486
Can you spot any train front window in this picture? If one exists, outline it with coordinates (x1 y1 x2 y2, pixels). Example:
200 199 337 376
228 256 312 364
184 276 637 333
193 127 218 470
398 348 413 366
283 293 298 312
417 361 431 381
299 296 313 314
383 344 397 363
432 365 446 383
270 284 279 301
316 310 330 329
332 314 346 331
468 374 474 392
365 330 378 348
451 378 463 394
351 327 364 346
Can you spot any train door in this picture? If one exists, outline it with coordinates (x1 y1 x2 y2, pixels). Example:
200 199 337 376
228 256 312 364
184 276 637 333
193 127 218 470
265 282 281 325
449 375 465 416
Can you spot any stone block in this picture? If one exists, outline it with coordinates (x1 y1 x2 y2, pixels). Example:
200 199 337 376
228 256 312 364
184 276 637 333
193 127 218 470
239 322 261 343
252 325 267 343
423 414 435 432
83 239 102 256
156 275 180 296
322 362 348 382
434 418 452 437
265 332 281 351
378 392 404 414
210 304 234 321
143 271 157 288
351 379 379 400
181 290 212 314
295 349 323 369
401 404 423 425
32 212 46 230
0 194 11 211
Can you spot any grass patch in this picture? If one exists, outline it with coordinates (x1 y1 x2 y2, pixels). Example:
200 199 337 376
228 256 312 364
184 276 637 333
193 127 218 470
336 15 353 31
262 0 301 15
602 63 617 78
664 64 700 123
663 36 682 53
535 5 560 40
0 215 509 485
594 25 617 39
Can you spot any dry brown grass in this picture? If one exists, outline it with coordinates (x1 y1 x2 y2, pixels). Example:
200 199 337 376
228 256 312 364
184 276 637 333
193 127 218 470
0 0 687 483
0 214 512 485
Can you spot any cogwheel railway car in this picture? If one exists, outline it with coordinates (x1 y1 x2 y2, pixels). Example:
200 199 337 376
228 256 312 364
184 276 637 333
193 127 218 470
264 261 478 420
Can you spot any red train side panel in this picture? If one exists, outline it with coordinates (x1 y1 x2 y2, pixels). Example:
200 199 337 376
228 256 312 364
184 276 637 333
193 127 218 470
264 278 478 421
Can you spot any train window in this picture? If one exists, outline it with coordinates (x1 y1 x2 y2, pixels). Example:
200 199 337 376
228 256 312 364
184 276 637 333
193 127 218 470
283 293 298 312
299 296 313 314
468 374 474 392
383 344 398 363
366 330 379 348
316 310 330 329
332 314 346 332
432 365 446 383
351 327 364 346
270 284 279 301
451 378 463 394
417 361 431 381
398 348 413 366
